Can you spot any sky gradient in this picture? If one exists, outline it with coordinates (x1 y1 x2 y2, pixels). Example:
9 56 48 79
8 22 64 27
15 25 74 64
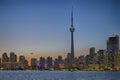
0 0 120 59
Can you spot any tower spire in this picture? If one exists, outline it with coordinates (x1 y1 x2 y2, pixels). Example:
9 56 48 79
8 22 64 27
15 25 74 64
71 7 73 27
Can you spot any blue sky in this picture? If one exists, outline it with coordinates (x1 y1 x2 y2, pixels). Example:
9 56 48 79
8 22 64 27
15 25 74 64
0 0 120 58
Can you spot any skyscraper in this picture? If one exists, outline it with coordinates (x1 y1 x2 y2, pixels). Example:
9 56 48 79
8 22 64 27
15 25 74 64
107 35 119 54
31 58 37 70
54 58 59 70
2 52 9 63
19 55 25 63
19 55 26 69
67 53 71 62
90 47 95 56
58 56 62 64
10 52 17 62
47 56 52 69
106 35 119 68
40 57 45 70
69 9 75 61
24 60 28 69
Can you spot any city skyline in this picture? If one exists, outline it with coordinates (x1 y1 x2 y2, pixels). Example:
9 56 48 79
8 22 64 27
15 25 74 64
0 34 119 70
0 0 120 58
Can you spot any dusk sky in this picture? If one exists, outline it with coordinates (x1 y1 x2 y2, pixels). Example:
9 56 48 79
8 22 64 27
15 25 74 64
0 0 120 59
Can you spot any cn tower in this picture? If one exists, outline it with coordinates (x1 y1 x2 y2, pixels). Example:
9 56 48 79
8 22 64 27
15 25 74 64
69 9 75 61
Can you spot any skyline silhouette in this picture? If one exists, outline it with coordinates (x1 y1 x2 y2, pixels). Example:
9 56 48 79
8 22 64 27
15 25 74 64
0 34 119 71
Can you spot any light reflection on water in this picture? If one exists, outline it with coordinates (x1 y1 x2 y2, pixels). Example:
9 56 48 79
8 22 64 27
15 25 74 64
0 71 120 80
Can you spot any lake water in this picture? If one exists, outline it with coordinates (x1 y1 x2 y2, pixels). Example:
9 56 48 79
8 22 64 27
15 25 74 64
0 71 120 80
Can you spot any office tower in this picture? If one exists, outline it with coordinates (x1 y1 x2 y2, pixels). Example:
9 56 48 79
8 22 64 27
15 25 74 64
65 53 72 68
79 55 85 63
89 47 95 64
97 50 107 66
107 35 119 54
40 57 45 70
58 56 62 64
2 53 9 70
90 47 95 56
67 53 71 61
54 58 59 70
24 60 28 69
19 55 25 62
31 58 37 69
69 9 75 61
85 55 90 66
9 52 17 70
10 52 17 62
78 55 85 70
19 55 26 69
47 56 52 69
2 52 9 63
107 35 119 68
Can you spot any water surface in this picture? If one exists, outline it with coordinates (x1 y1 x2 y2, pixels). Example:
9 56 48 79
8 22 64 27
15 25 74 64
0 71 120 80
